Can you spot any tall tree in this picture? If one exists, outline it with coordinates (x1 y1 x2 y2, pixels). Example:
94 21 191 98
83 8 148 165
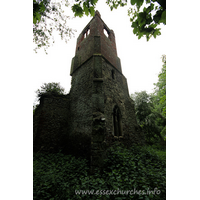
131 91 163 144
154 54 166 116
131 55 166 144
152 54 166 139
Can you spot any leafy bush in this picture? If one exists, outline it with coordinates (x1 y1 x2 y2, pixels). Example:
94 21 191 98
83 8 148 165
33 145 166 200
36 82 66 98
99 145 166 199
33 152 89 200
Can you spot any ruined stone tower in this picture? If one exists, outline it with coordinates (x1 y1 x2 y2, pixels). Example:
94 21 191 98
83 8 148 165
69 11 144 170
33 11 144 171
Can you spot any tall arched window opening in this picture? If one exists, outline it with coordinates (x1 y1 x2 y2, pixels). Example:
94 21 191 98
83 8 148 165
113 105 122 137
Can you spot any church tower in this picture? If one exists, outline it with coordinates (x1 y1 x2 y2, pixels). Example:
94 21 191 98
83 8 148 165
33 11 144 171
69 11 144 170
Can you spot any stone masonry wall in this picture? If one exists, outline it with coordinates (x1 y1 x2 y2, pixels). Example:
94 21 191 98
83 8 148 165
69 56 94 141
72 11 121 74
33 94 71 153
33 94 91 160
102 58 145 146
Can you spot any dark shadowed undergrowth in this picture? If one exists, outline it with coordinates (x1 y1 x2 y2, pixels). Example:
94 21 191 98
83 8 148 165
33 144 166 200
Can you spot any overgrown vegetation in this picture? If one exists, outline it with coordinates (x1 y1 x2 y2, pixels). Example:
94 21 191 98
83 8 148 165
33 82 66 114
33 56 166 199
33 144 166 199
131 55 166 144
35 82 66 98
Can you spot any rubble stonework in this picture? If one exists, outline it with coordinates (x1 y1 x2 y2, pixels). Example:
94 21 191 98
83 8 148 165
33 11 145 171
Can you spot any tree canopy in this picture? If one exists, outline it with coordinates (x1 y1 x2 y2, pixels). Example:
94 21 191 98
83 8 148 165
33 0 166 52
35 82 66 98
33 0 75 53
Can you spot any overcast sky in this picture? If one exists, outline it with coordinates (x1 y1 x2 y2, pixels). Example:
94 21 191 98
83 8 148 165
32 1 166 104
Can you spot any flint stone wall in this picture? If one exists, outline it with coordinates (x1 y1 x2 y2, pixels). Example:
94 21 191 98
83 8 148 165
33 94 91 161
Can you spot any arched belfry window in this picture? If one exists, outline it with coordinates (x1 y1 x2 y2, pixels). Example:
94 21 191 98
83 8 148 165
113 105 122 137
103 26 111 40
84 26 90 38
104 28 109 38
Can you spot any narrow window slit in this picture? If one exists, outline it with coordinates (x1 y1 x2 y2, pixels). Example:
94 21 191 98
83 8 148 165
104 28 109 38
112 69 115 79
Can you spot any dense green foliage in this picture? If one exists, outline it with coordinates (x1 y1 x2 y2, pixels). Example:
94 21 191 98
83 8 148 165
72 0 98 17
153 54 166 117
127 0 166 41
131 55 166 143
35 82 66 98
33 145 165 199
152 54 166 140
33 153 89 200
33 82 66 114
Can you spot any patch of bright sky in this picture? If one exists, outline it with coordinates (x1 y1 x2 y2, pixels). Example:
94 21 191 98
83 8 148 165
33 0 166 105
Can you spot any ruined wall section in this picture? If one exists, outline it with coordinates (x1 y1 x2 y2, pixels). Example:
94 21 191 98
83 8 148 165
33 94 71 153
